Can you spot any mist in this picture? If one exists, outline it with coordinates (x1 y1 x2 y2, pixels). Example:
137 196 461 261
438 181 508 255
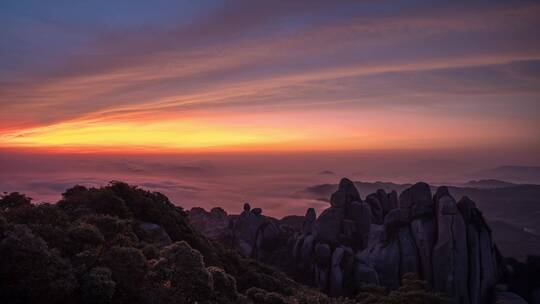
2 146 538 218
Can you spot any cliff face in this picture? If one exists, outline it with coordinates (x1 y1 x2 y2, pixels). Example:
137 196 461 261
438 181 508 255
223 178 530 304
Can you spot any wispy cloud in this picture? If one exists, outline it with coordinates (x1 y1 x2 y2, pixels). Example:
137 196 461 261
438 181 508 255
1 0 539 151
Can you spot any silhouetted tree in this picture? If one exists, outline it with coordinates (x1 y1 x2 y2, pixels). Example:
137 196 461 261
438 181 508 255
0 225 77 304
81 267 116 304
0 192 31 211
101 246 148 303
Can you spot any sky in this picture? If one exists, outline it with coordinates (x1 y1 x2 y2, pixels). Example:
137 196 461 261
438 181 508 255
1 1 540 216
0 0 539 153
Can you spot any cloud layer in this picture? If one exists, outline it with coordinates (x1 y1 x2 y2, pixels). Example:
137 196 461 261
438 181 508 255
1 0 539 152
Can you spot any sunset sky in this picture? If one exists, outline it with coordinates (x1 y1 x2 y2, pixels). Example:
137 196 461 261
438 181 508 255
1 0 539 153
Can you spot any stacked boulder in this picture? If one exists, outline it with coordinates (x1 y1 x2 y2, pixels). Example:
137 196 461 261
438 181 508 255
401 182 436 287
457 196 499 304
229 203 281 260
189 207 230 241
293 178 376 296
432 187 470 303
291 207 317 278
289 178 502 303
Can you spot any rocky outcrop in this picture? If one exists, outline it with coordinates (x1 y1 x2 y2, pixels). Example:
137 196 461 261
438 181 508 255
330 247 345 296
286 178 502 304
360 233 401 289
253 221 280 259
229 203 280 259
347 201 371 250
493 285 528 304
189 207 230 241
136 221 172 246
458 197 482 304
316 207 345 244
432 194 469 303
479 222 497 304
303 208 317 235
457 196 499 304
366 194 384 224
353 260 379 287
409 212 436 286
315 243 331 293
190 177 505 304
330 178 361 208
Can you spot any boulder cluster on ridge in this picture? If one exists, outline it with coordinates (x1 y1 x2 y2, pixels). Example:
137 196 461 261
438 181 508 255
221 178 536 304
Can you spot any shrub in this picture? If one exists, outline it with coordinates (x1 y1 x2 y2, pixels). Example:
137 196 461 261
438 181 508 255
208 266 240 303
65 223 105 254
59 186 130 218
81 267 116 304
246 287 286 304
0 225 77 303
151 241 214 303
0 192 32 210
101 246 148 302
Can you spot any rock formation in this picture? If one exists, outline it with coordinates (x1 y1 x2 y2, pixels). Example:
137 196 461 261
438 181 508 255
225 202 292 267
285 178 510 303
188 177 527 303
432 194 469 303
188 207 229 241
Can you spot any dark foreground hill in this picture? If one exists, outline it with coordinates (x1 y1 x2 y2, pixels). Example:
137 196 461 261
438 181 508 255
0 181 452 304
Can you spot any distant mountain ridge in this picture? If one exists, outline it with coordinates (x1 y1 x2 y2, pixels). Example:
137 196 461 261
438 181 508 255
462 179 517 189
469 165 540 184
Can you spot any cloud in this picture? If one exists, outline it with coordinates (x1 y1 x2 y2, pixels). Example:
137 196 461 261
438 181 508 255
116 160 214 176
1 0 539 152
137 181 201 192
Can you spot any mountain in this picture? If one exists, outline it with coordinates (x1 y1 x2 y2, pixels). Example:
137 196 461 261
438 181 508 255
469 166 540 184
2 179 538 303
462 179 517 189
0 182 449 304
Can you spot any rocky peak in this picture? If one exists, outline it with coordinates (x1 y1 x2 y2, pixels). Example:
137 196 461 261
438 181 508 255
251 208 262 216
330 178 362 208
457 196 477 222
384 208 409 233
287 178 508 303
302 208 317 235
305 208 316 222
438 195 459 215
434 185 451 201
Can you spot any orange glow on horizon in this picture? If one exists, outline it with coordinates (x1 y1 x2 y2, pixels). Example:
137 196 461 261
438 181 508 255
1 107 533 154
0 119 300 152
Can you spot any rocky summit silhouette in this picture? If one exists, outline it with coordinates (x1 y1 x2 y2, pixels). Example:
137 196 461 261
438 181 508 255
192 178 537 304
